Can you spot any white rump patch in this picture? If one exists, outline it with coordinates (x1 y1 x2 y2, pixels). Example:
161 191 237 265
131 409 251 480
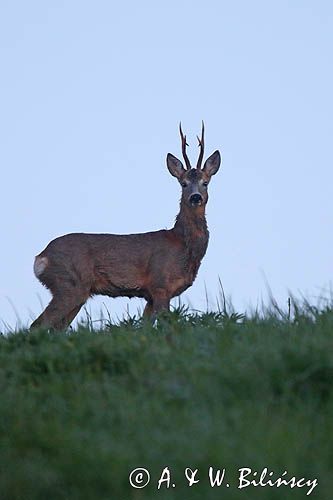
34 256 48 277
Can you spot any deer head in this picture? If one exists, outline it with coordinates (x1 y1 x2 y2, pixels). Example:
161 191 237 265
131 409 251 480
166 122 221 208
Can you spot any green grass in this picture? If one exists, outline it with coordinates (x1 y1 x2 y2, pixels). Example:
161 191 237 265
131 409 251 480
0 303 332 500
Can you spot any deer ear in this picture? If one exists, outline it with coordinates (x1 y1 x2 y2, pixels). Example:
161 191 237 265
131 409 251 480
202 150 221 177
166 153 186 179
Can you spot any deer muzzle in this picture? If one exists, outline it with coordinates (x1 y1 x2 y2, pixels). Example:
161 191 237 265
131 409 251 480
189 193 203 206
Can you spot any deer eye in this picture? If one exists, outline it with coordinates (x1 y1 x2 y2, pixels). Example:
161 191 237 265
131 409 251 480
181 181 187 188
202 181 208 187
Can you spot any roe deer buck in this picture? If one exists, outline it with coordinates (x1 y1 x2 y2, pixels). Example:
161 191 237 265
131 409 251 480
31 123 221 330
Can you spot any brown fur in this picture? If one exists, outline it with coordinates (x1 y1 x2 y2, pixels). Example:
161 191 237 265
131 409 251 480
31 125 221 330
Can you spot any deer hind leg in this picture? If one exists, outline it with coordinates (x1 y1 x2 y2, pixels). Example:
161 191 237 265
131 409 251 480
62 304 85 329
30 293 88 331
52 303 86 331
30 296 66 330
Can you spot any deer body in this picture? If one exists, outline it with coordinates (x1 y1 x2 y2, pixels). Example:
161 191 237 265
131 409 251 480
31 124 221 330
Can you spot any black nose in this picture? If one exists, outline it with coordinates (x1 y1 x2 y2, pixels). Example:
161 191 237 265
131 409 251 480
189 193 203 206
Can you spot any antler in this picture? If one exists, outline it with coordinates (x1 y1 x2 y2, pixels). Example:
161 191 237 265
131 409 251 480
196 121 205 169
179 122 192 170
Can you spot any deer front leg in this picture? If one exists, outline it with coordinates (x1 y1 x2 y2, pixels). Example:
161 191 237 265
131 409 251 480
143 300 153 318
150 288 170 320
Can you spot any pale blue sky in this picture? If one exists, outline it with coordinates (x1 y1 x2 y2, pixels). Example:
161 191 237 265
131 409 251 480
1 1 332 329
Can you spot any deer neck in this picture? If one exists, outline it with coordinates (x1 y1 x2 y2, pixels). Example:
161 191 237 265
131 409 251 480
173 199 209 263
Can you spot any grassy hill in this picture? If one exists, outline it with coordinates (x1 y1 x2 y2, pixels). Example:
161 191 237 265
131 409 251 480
0 303 332 499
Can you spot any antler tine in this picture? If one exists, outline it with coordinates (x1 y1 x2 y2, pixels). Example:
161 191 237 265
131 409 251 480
179 122 192 170
196 120 205 169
